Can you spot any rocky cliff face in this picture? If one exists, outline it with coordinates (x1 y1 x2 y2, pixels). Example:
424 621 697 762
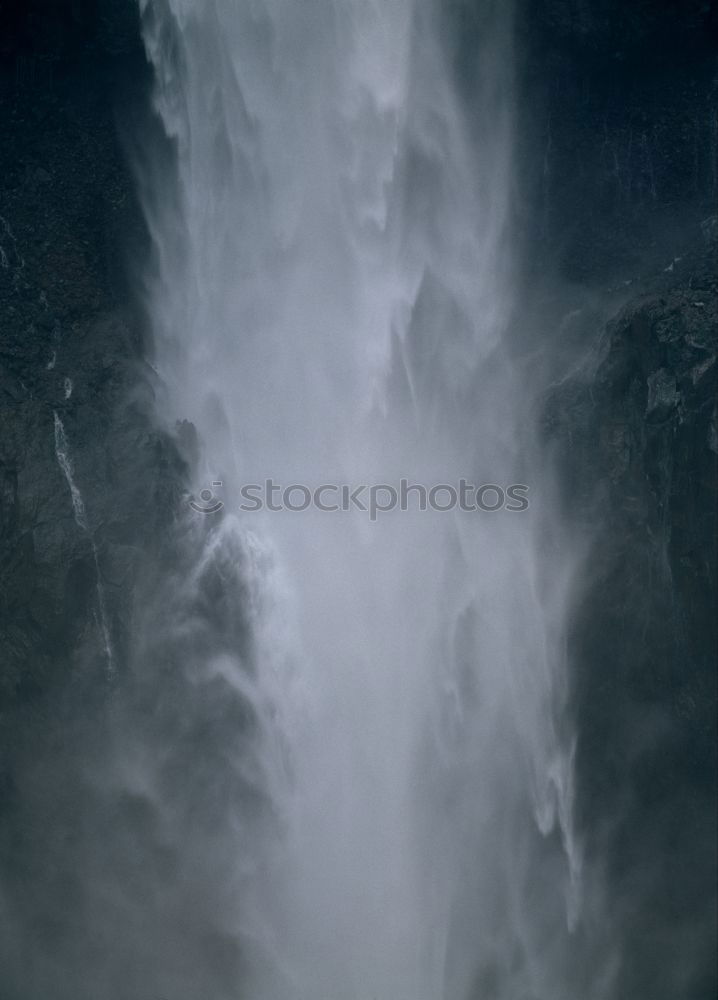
544 242 717 997
0 0 187 860
520 0 717 282
521 3 717 994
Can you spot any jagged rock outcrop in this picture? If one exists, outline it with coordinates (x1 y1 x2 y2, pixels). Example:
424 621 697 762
525 6 717 990
545 240 717 997
0 0 187 832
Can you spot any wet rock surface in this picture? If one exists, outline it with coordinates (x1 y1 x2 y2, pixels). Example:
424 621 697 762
525 4 717 992
544 241 717 996
0 0 187 852
520 0 718 283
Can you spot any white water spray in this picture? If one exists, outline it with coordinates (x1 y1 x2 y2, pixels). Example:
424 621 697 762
138 1 581 996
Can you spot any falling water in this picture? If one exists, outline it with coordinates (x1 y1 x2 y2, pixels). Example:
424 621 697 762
136 1 581 997
53 411 114 673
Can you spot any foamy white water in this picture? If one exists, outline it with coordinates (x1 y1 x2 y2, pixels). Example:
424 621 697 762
137 1 582 996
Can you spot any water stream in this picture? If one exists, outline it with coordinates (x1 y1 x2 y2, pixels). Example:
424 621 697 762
136 2 582 996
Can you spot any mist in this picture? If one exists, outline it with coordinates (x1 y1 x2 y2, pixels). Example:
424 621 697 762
131 1 582 997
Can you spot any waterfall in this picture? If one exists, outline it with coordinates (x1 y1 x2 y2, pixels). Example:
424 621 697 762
135 1 582 996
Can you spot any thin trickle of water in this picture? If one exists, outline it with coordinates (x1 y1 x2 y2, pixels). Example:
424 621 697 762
0 213 24 274
54 411 89 530
53 411 114 674
135 1 583 996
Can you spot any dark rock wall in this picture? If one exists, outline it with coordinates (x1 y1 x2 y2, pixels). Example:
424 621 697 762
520 0 718 282
525 1 717 994
0 0 186 897
545 256 717 997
